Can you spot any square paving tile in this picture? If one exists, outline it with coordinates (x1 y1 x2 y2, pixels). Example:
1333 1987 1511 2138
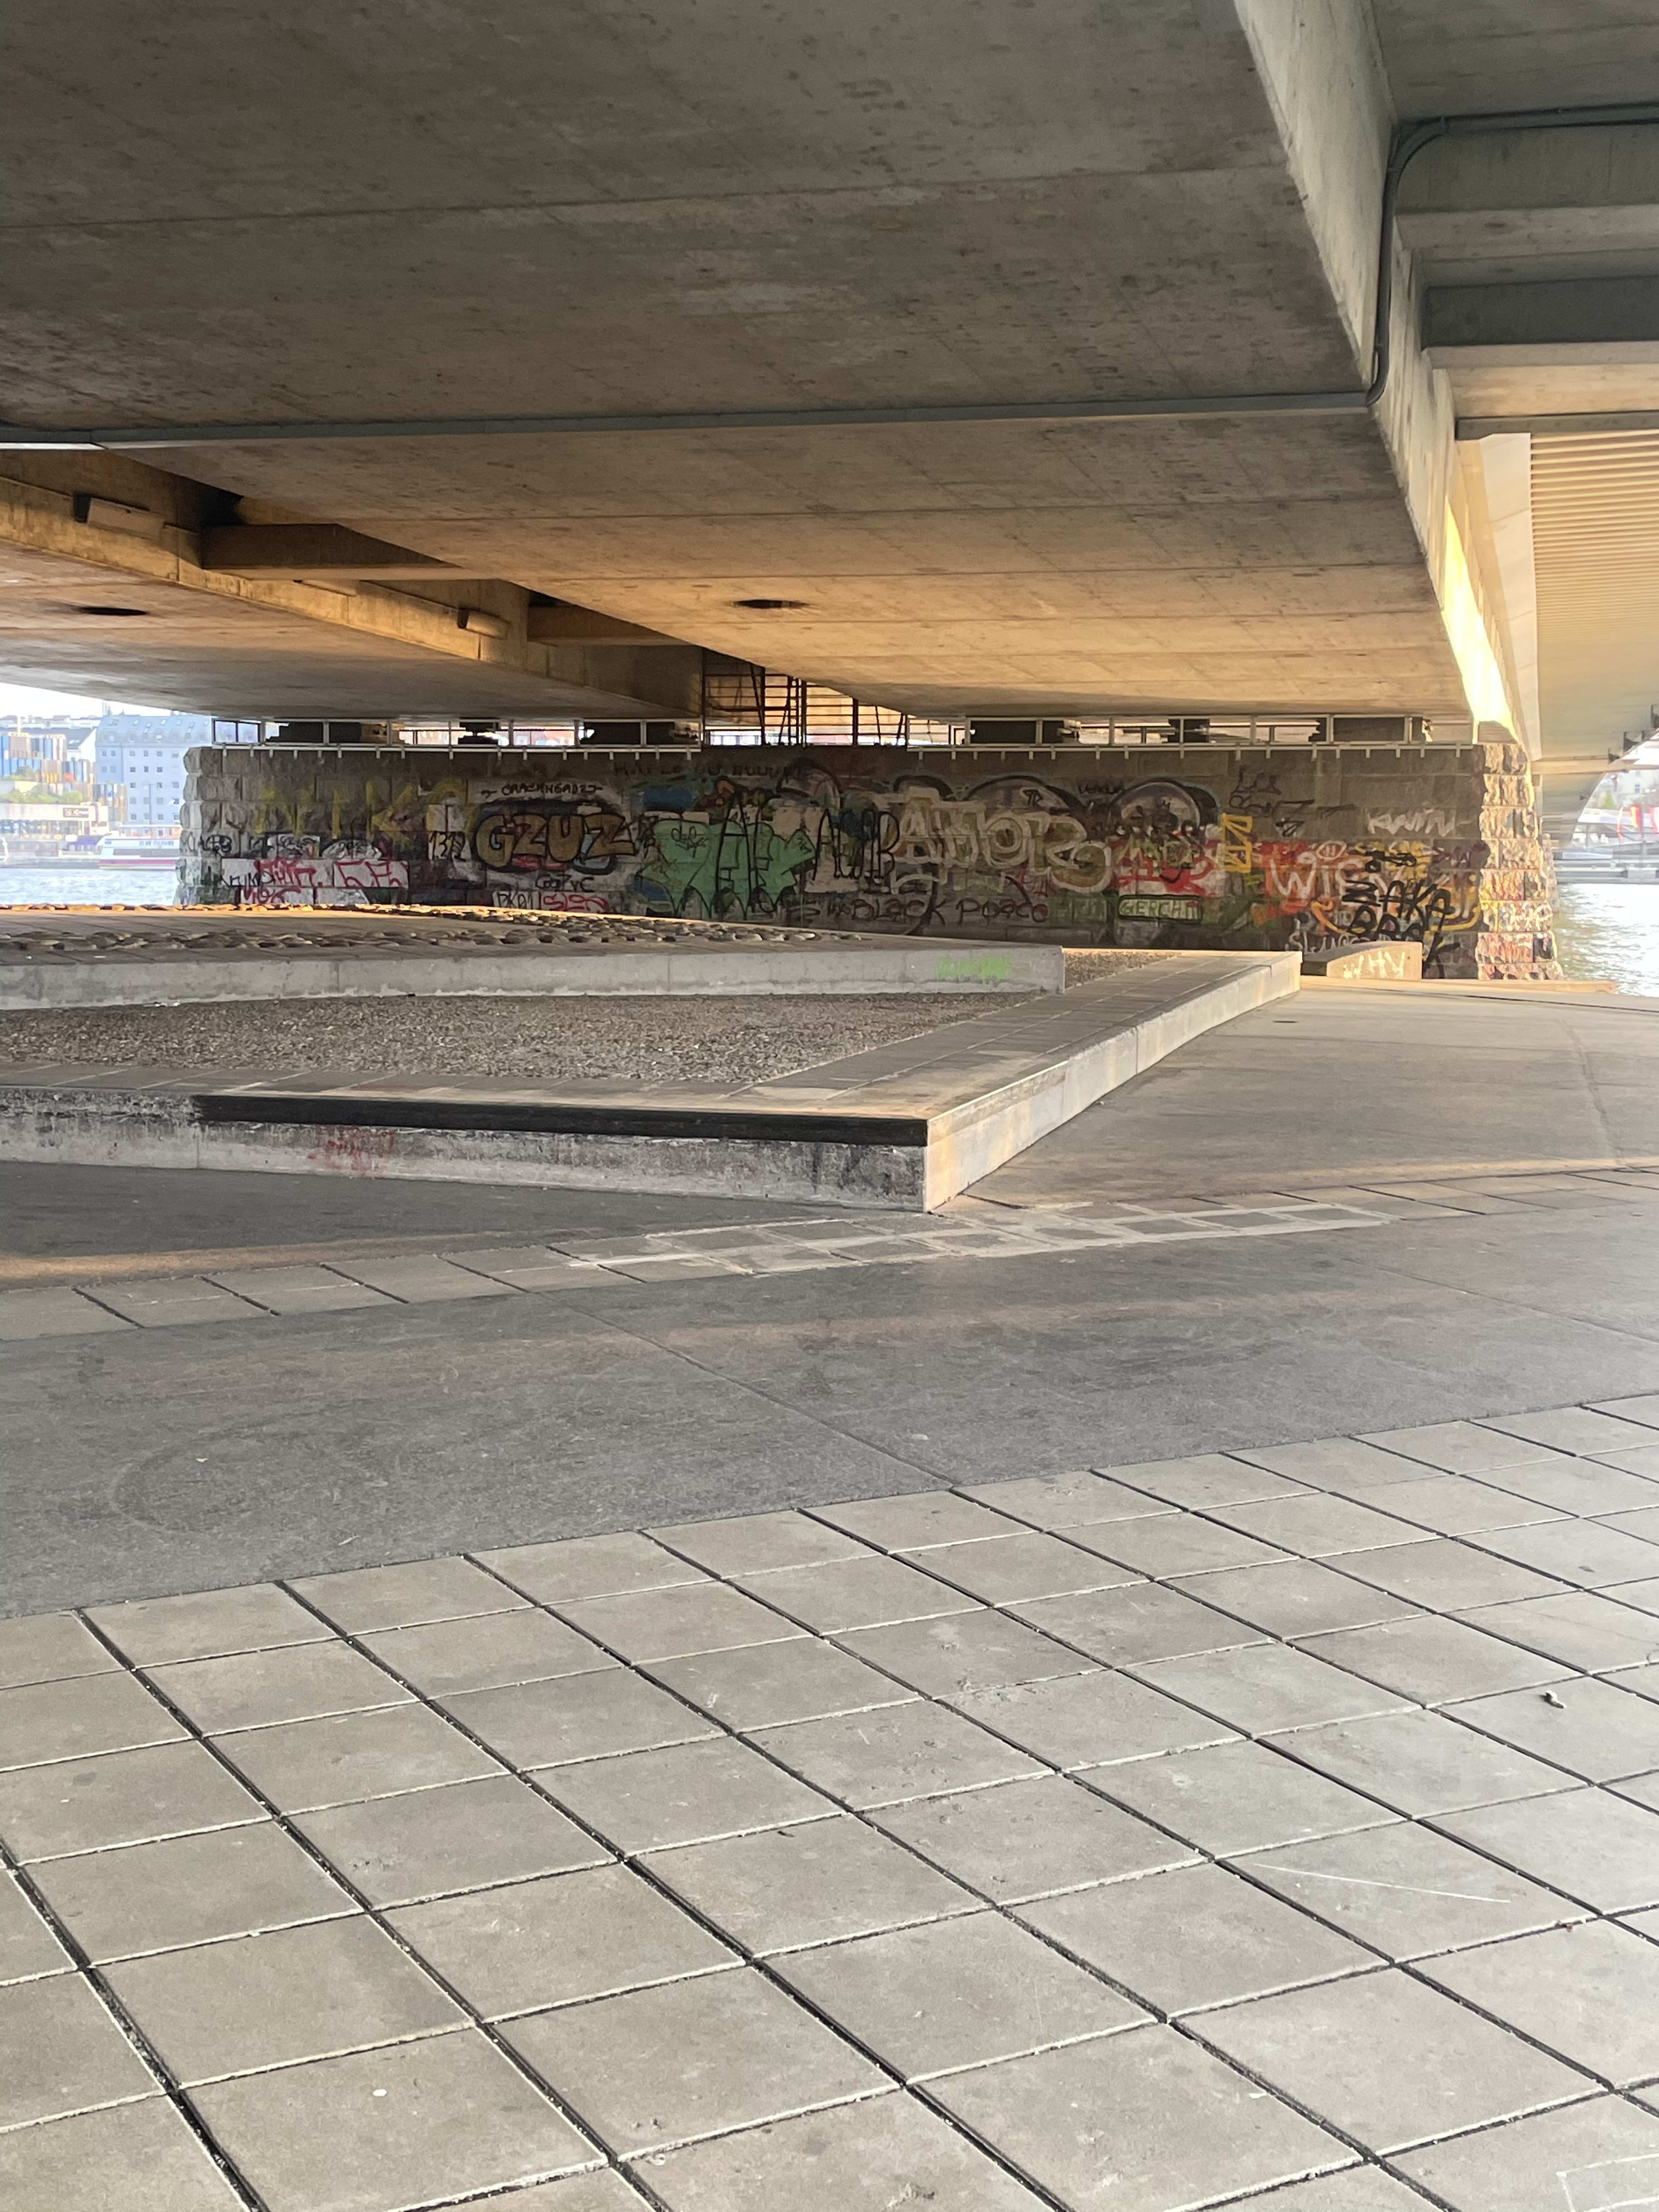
1338 1539 1566 1610
1087 1739 1395 1855
1421 1920 1659 2087
0 2097 246 2210
1473 1518 1659 1588
1391 2094 1659 2212
1232 1437 1429 1491
0 1285 134 1340
645 1510 870 1575
85 1278 261 1327
1267 1708 1574 1816
962 1466 1180 1526
932 2024 1346 2210
872 1773 1195 1901
1359 1475 1565 1537
1608 1573 1659 1617
753 1701 1041 1808
950 1667 1238 1769
1437 1787 1659 1911
1064 1515 1289 1578
540 1736 834 1850
1132 1643 1407 1735
0 1867 71 1983
360 1610 614 1697
0 1669 183 1770
557 1582 803 1662
1212 1493 1434 1557
146 1641 408 1734
1172 1559 1419 1638
1012 1583 1261 1666
294 1774 609 1905
645 1639 917 1731
1222 2173 1429 2210
1594 1392 1659 1427
1448 1674 1659 1781
1019 1860 1369 2014
446 1669 716 1770
812 1491 1023 1550
641 2090 1049 2210
207 1264 396 1314
477 1531 709 1603
0 1612 121 1690
500 2179 652 2211
913 1530 1139 1604
1194 1967 1588 2152
1458 1590 1659 1672
0 1971 158 2126
87 1583 330 1666
325 1254 517 1302
389 1862 736 2016
1088 1453 1310 1511
211 1702 501 1811
734 1555 975 1633
0 1741 262 1860
106 1914 462 2083
188 2030 596 2212
31 1820 355 1961
835 1610 1091 1698
1298 1615 1572 1703
1237 1821 1584 1960
1482 1406 1659 1457
1357 1421 1568 1476
288 1555 525 1633
1482 1460 1659 1517
504 1967 883 2154
776 1911 1144 2079
642 1814 976 1954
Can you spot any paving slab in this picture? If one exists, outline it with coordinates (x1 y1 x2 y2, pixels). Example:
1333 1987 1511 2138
1194 1967 1590 2153
1235 1821 1586 1960
0 1284 133 1338
1018 1860 1371 2015
288 1554 526 1633
503 1967 885 2154
0 2098 246 2211
76 1277 261 1327
644 1638 917 1730
146 1641 409 1733
1265 1708 1576 1816
210 1702 502 1810
538 1735 834 1851
775 1910 1144 2079
1087 1737 1394 1855
833 1609 1091 1698
1420 1920 1659 2087
187 2030 598 2212
388 1863 734 2017
0 1867 71 1984
359 1608 613 1696
0 1970 159 2127
205 1264 396 1313
445 1668 718 1769
752 1701 1042 1807
106 1914 462 2084
640 2090 1051 2210
930 2025 1347 2211
0 1668 183 1769
88 1582 330 1665
0 1610 120 1690
292 1774 610 1906
31 1820 355 1962
0 1740 262 1860
1447 1673 1659 1781
871 1773 1195 1901
947 1666 1239 1769
1391 2092 1659 2211
1437 1788 1659 1912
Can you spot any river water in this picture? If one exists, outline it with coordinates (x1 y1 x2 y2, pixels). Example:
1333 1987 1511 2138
3 866 1657 996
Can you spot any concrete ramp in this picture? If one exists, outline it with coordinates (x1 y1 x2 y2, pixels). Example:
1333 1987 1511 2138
0 953 1296 1210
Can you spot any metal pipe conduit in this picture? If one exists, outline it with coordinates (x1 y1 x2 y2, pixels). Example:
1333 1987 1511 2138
2 99 1657 454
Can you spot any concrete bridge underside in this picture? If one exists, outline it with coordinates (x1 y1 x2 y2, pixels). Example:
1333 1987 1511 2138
0 4 1657 834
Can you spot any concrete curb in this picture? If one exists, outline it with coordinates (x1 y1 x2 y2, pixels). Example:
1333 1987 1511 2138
0 952 1297 1210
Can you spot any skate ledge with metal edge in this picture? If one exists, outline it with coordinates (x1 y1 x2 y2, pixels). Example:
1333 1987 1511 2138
0 952 1297 1211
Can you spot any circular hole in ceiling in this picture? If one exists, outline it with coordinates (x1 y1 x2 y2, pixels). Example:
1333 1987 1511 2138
733 597 808 611
70 604 153 617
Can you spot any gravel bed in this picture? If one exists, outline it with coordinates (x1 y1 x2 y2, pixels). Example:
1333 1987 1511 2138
0 992 1018 1087
1063 948 1169 987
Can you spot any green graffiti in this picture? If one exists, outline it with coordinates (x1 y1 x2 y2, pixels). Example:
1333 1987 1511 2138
644 810 815 917
934 953 1013 981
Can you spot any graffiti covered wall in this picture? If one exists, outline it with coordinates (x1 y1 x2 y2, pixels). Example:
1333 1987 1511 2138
180 741 1559 980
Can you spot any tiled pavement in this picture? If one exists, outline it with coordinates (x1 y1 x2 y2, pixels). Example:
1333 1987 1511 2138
4 1404 1659 2209
8 1164 1659 1345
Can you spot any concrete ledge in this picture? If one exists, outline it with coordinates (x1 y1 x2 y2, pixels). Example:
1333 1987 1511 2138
0 910 1062 1011
0 951 1297 1211
1300 940 1424 981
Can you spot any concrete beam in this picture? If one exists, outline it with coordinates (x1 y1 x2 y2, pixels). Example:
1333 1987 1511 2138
200 522 483 580
526 605 689 647
1425 278 1659 353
